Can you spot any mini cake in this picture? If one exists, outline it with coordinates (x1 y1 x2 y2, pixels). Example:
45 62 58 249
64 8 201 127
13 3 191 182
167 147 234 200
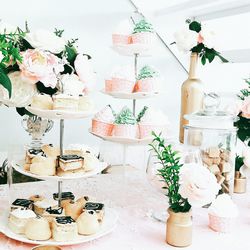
34 199 58 215
131 19 155 45
134 65 160 92
82 152 99 172
58 155 84 171
52 94 79 111
92 105 115 137
83 202 105 223
77 210 100 235
78 95 94 111
31 94 53 110
29 194 45 202
43 206 65 223
112 19 133 45
30 155 56 176
113 106 137 138
56 167 85 177
25 216 51 241
53 192 75 207
52 216 78 241
11 199 34 211
25 148 46 164
137 106 169 139
41 144 60 159
8 208 36 234
208 194 238 233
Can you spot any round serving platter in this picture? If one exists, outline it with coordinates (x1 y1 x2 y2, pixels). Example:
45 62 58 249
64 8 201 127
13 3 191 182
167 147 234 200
26 107 95 120
12 160 108 181
0 208 118 246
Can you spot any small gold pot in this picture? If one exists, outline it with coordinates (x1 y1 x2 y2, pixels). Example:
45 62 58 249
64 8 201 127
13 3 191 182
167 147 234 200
166 209 192 247
234 171 247 194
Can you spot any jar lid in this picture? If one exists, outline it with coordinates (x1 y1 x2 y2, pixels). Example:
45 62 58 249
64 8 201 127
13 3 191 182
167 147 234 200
184 93 237 129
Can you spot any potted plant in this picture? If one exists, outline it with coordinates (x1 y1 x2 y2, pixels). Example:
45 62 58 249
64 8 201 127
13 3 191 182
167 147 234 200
149 133 220 247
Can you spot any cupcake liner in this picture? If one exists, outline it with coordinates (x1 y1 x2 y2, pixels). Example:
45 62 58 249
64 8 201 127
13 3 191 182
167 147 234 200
110 78 135 93
113 124 137 138
134 78 156 92
208 214 235 233
92 119 114 137
105 80 113 92
131 32 154 44
112 34 131 45
139 124 167 139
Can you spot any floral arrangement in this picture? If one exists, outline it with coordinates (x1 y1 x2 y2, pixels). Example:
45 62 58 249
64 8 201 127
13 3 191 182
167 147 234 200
149 133 220 213
0 21 95 112
174 19 228 65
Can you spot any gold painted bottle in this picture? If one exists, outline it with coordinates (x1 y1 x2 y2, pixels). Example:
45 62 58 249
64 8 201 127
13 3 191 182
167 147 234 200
179 53 204 143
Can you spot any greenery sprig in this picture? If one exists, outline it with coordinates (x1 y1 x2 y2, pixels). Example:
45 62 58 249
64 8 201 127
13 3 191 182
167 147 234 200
149 132 191 213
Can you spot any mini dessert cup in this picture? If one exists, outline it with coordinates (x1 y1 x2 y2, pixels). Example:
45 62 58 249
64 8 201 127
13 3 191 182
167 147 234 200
105 80 113 92
131 32 154 44
113 124 137 138
112 34 131 45
111 78 135 93
208 214 235 233
92 119 114 137
134 78 157 92
138 124 167 138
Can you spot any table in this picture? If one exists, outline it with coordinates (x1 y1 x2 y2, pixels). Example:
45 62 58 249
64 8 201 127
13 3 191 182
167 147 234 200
0 168 249 250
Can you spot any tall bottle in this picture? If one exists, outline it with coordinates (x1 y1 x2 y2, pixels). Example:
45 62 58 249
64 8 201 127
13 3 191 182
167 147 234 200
179 53 204 143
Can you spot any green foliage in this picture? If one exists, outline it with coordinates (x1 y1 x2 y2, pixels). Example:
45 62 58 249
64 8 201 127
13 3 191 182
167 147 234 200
132 19 154 34
16 107 34 117
54 28 64 37
0 66 11 97
188 20 201 33
36 82 58 96
137 65 159 80
234 116 250 145
149 133 191 213
238 78 250 100
137 106 148 122
235 155 244 171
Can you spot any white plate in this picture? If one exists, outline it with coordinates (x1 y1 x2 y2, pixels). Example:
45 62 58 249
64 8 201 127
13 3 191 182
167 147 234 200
89 129 153 145
12 160 108 181
0 208 118 246
111 44 153 56
100 89 163 100
26 107 94 120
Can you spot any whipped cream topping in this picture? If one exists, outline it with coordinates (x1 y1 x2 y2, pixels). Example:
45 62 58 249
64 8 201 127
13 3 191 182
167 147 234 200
113 19 133 35
34 199 58 209
61 73 85 96
139 107 169 125
208 194 238 218
94 105 115 123
110 65 135 82
10 208 36 219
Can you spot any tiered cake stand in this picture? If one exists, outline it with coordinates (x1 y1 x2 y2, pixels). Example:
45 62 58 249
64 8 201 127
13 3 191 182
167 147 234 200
1 108 118 246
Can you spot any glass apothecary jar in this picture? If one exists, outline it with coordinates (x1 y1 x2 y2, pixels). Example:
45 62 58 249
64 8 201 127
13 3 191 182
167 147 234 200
184 93 237 195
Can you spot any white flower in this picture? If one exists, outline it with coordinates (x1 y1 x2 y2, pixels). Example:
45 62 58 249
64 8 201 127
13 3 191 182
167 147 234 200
61 73 85 96
174 28 198 53
24 29 66 54
199 26 216 49
243 146 250 168
179 163 220 208
0 21 17 34
0 71 37 107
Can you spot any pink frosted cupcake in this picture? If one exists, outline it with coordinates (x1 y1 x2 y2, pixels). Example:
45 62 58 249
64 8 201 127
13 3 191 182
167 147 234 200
134 65 160 93
131 19 155 45
92 105 115 137
113 106 137 138
112 19 133 45
137 106 169 139
208 194 238 233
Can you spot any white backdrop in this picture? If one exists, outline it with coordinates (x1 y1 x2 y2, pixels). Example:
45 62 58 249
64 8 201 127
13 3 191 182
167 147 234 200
0 0 249 167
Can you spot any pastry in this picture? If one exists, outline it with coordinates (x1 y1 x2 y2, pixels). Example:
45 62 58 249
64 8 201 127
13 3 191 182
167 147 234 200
52 216 77 241
25 148 46 164
41 144 60 159
29 194 45 202
77 210 100 235
52 94 79 111
82 152 99 172
78 95 94 111
31 94 53 110
64 196 90 220
58 155 84 171
92 105 115 137
11 199 34 211
25 216 51 240
30 155 56 176
8 208 36 234
83 202 104 223
43 206 65 223
53 192 75 207
113 106 137 138
137 106 169 139
34 199 58 215
64 144 94 156
56 167 85 177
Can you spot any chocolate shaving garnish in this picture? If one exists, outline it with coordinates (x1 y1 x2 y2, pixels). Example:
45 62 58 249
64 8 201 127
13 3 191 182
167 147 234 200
84 196 89 201
56 216 75 224
58 155 83 161
46 206 63 215
12 199 33 208
84 202 104 211
28 149 46 157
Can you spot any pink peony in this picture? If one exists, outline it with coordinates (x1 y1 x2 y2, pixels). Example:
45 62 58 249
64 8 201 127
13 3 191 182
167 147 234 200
241 96 250 119
18 49 64 88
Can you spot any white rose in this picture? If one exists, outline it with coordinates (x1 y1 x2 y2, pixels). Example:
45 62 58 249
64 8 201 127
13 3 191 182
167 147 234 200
199 26 216 49
0 71 37 107
61 73 85 96
0 21 17 34
24 29 66 54
179 163 220 208
243 146 250 168
174 28 198 53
